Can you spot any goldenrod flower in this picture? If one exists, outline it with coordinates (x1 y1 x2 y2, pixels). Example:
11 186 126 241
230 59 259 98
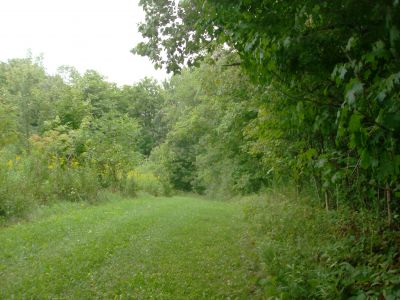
7 160 13 169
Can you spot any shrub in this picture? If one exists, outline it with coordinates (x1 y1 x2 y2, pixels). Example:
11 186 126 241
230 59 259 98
126 166 170 196
49 164 100 203
0 148 102 221
244 189 400 299
0 153 34 218
119 173 137 197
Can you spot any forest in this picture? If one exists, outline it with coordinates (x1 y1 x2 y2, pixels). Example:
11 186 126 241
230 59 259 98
1 0 400 299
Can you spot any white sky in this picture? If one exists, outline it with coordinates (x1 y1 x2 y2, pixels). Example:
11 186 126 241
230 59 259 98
0 0 169 86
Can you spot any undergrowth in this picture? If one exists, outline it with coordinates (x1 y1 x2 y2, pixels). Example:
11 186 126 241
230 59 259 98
243 190 400 299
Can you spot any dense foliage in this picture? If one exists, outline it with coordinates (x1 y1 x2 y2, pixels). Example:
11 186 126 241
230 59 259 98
135 0 400 222
0 57 168 220
1 1 399 296
244 191 400 299
133 0 400 297
146 57 266 196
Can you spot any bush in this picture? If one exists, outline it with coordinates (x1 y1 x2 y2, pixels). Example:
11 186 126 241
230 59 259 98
20 152 101 203
244 189 400 299
48 165 100 203
127 170 164 196
129 154 174 196
0 149 102 221
126 163 171 196
119 173 136 197
0 153 34 218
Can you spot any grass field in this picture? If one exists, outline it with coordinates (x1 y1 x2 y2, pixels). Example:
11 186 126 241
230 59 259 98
0 195 257 299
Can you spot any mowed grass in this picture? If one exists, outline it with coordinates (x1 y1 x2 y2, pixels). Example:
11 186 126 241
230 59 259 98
0 195 256 299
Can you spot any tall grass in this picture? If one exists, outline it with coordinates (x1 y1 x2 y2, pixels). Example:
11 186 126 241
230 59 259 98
0 148 172 223
0 150 101 222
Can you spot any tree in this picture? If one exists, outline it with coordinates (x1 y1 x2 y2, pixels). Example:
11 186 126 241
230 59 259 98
81 111 142 187
147 56 266 195
119 78 167 155
135 0 400 215
0 94 19 149
0 57 50 140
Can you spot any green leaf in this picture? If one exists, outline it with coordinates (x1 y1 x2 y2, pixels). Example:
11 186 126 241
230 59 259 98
390 26 400 47
382 113 400 130
360 149 371 169
345 36 357 52
345 79 363 105
378 154 395 178
348 112 363 132
244 34 259 52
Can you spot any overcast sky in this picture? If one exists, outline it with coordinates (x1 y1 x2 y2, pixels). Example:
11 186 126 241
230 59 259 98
0 0 169 86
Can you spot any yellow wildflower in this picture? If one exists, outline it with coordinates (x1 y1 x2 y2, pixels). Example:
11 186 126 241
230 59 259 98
7 160 13 169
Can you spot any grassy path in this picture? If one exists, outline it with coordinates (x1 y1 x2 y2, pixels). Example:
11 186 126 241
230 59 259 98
0 195 257 299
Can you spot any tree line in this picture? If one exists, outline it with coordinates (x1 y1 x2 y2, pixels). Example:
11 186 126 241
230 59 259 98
0 56 169 219
134 0 400 225
1 1 399 296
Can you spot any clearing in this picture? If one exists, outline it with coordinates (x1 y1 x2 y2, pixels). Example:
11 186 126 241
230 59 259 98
0 195 257 299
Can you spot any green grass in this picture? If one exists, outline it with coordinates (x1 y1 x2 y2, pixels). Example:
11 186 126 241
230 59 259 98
0 195 257 299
